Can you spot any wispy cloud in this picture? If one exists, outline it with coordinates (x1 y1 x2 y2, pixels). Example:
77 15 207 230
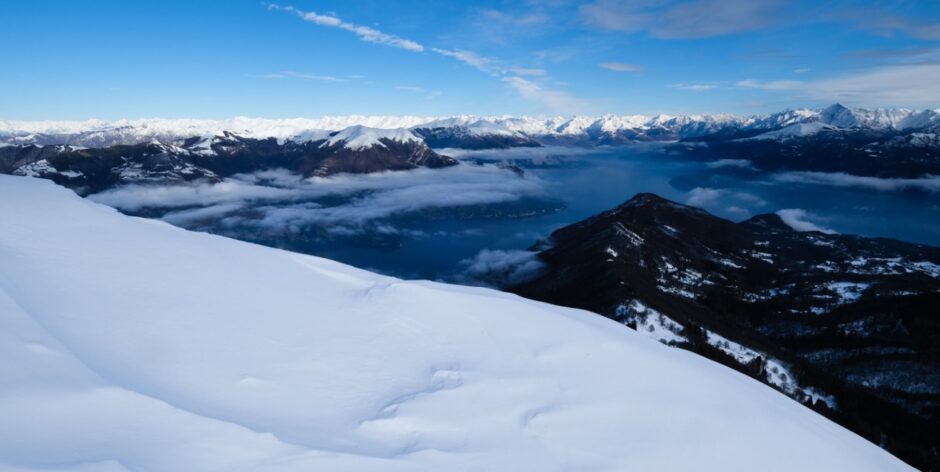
480 9 550 27
599 62 644 72
432 48 503 76
736 79 803 90
840 10 940 41
259 71 349 82
510 67 547 76
433 48 584 111
268 4 424 52
396 85 442 99
502 76 586 111
734 61 940 107
268 3 582 112
670 83 719 92
580 0 783 39
805 64 940 107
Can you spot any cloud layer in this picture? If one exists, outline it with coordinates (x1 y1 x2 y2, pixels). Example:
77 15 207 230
90 165 546 237
773 172 940 192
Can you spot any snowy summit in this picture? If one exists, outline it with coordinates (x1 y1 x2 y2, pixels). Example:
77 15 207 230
0 174 911 471
324 125 421 150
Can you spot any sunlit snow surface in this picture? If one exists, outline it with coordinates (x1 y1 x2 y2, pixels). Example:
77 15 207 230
0 175 912 471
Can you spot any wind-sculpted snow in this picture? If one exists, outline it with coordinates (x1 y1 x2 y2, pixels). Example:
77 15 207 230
0 175 913 471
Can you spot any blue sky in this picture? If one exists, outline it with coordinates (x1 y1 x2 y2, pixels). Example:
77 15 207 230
2 0 939 119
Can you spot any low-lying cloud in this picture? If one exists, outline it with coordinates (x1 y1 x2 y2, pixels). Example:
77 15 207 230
773 172 940 192
453 249 546 288
89 165 546 237
706 159 753 169
776 209 837 234
685 187 767 216
686 187 724 207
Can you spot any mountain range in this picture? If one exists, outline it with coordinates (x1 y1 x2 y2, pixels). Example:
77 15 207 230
3 104 939 148
3 104 939 191
1 127 456 194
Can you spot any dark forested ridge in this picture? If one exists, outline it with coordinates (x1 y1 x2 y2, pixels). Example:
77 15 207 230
512 193 940 470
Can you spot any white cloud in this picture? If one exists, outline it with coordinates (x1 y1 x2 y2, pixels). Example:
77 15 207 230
90 165 547 236
268 4 424 52
685 187 723 207
260 71 348 82
776 209 836 234
502 76 586 111
685 187 767 213
599 62 644 72
453 249 546 287
670 83 719 92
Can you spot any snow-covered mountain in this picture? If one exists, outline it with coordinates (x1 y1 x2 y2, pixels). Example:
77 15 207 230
0 174 913 471
3 104 938 149
324 125 421 150
0 129 457 193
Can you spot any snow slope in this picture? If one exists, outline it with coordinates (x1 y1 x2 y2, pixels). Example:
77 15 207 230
742 121 835 140
324 125 421 150
0 175 912 471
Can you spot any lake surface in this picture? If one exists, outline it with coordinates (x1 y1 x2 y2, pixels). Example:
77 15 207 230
103 144 940 282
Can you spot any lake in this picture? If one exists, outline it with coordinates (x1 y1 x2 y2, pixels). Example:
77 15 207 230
95 144 940 282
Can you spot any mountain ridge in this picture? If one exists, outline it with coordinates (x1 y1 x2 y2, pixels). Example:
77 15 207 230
3 104 939 148
511 192 940 470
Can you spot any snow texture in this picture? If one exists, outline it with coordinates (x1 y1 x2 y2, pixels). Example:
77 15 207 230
0 175 912 471
325 125 421 150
